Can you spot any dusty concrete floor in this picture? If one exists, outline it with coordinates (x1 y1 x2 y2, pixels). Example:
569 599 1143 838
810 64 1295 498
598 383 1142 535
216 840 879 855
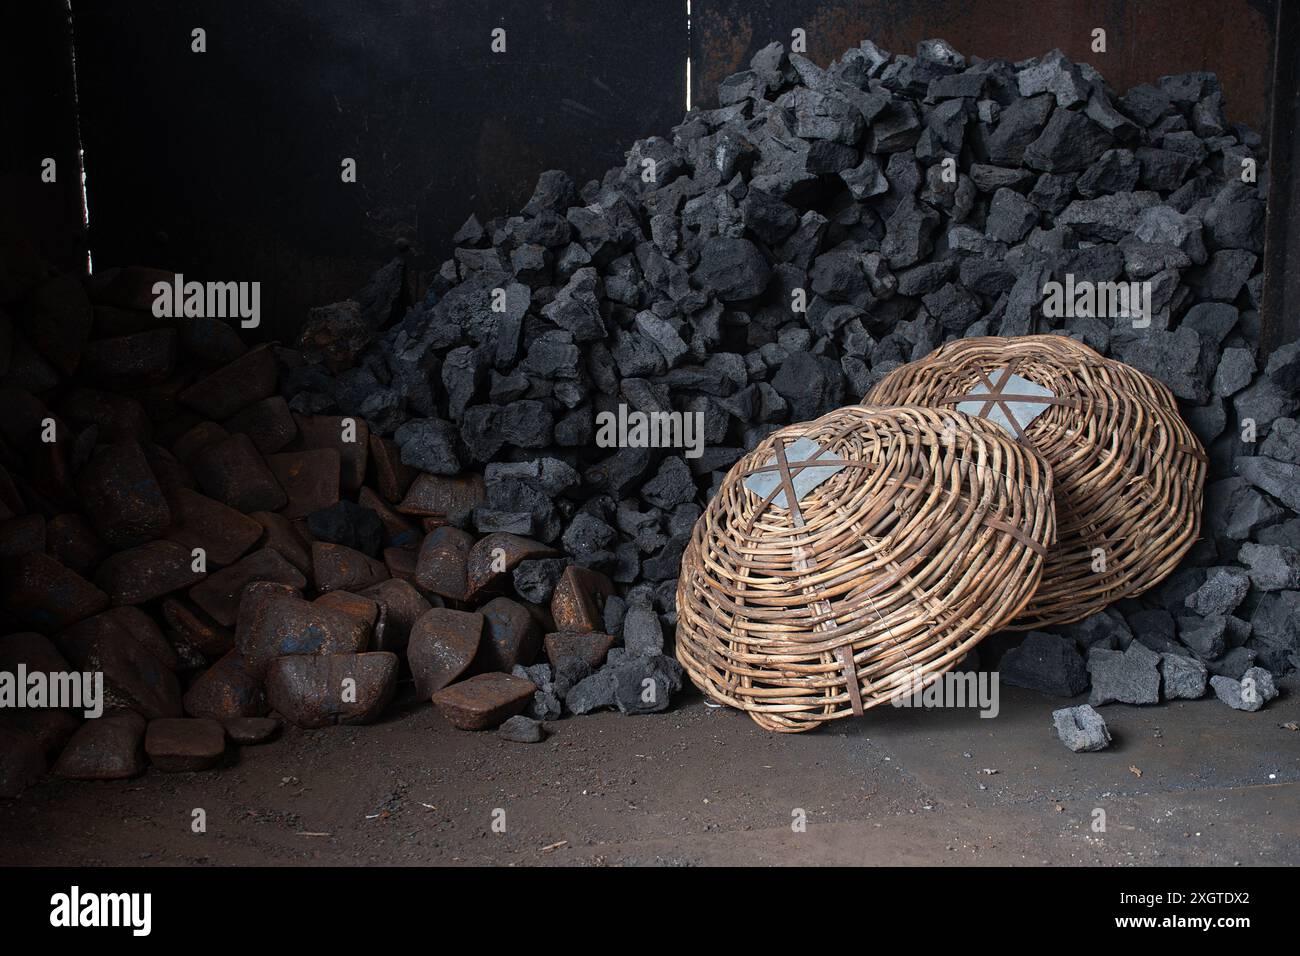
2 679 1297 866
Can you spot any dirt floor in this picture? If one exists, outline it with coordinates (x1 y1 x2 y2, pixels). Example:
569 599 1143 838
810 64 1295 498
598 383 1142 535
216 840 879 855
2 679 1297 866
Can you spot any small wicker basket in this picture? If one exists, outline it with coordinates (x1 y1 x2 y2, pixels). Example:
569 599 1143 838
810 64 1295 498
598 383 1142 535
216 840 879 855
865 335 1207 629
675 404 1055 733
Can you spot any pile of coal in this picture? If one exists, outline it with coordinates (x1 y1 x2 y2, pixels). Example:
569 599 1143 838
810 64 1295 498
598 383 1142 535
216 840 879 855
285 38 1295 706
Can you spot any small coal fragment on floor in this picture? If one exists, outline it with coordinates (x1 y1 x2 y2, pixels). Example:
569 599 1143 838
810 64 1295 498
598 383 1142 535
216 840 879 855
497 715 545 743
1051 704 1112 752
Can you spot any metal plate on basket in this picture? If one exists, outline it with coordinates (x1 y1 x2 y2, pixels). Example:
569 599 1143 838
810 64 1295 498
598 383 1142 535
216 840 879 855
744 437 845 509
956 367 1055 437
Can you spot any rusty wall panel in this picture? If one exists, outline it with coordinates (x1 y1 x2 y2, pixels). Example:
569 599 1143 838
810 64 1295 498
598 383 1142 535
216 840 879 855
692 0 1276 136
71 0 687 341
1262 1 1299 351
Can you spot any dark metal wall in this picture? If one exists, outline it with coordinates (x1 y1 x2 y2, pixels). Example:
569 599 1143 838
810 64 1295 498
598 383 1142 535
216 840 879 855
0 1 86 288
17 1 1293 344
68 0 688 340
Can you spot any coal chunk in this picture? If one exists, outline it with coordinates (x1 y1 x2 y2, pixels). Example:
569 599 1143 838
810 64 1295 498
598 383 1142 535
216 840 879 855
394 418 460 475
771 352 844 421
999 632 1088 697
1210 666 1277 712
695 238 771 302
1087 642 1161 706
1052 705 1111 752
542 267 606 341
1160 652 1208 700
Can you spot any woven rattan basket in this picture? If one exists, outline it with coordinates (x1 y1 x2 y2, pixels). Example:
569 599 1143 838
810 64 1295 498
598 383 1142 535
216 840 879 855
675 404 1055 733
865 335 1207 630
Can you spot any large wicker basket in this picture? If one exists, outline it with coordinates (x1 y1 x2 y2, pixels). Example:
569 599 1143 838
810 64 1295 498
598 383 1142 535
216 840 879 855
676 404 1055 733
865 335 1207 630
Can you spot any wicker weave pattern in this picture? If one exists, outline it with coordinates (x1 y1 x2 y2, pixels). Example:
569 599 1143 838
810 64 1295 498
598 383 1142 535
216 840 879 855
675 404 1055 733
865 335 1207 630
